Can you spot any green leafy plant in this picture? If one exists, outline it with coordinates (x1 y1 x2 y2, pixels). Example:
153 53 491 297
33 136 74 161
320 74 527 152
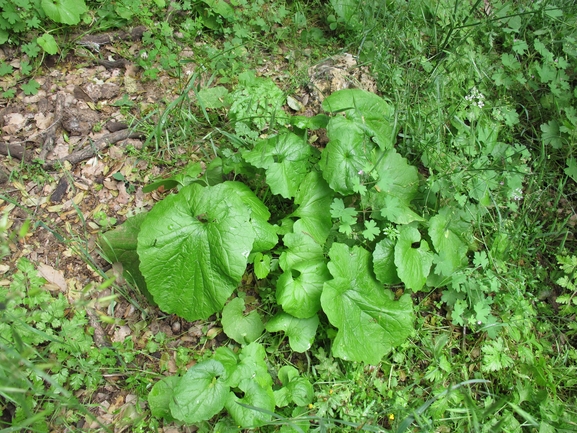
99 86 506 426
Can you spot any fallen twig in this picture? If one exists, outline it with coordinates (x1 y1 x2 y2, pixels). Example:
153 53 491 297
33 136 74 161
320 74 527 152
43 129 144 170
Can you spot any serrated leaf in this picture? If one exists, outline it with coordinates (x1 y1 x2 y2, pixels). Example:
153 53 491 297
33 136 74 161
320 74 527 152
394 225 433 291
373 237 400 285
276 221 330 318
170 360 229 423
37 33 58 54
320 115 373 195
265 312 319 352
428 207 469 276
148 376 180 420
137 183 256 321
21 79 40 96
243 132 313 199
291 170 334 244
41 0 88 25
321 243 414 364
541 120 562 149
222 297 264 345
322 88 395 149
565 157 577 182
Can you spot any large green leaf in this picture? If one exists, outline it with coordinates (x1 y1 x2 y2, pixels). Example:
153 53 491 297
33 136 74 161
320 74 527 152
394 225 433 291
373 237 401 285
265 313 319 353
222 297 264 345
367 149 420 220
322 88 395 149
276 222 330 318
170 360 229 424
428 207 469 276
291 171 334 244
41 0 87 25
226 342 272 389
243 132 313 199
137 183 256 321
320 115 374 195
148 376 180 420
274 366 314 407
321 243 414 364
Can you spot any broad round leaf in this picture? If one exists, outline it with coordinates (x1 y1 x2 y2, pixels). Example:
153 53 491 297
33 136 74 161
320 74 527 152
322 88 395 149
265 312 319 353
222 297 264 345
37 34 58 55
243 132 313 199
170 360 229 424
321 243 414 364
428 207 469 276
320 116 373 195
394 225 433 291
148 376 180 420
291 171 334 245
223 182 278 252
373 237 401 285
41 0 88 25
137 183 255 321
225 379 275 428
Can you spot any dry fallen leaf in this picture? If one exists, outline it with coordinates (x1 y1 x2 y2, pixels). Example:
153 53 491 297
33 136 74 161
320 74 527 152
2 113 26 134
37 263 67 291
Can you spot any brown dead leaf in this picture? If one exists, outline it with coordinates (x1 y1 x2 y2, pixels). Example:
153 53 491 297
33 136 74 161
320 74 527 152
2 113 26 134
37 263 67 291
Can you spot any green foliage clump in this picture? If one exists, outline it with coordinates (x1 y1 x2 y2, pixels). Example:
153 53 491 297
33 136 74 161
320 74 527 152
0 258 116 430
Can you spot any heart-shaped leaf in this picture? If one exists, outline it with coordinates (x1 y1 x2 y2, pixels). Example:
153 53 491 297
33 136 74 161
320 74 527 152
137 183 256 321
170 360 229 424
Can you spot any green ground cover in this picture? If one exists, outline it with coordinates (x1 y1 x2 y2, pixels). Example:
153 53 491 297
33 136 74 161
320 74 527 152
1 0 577 431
